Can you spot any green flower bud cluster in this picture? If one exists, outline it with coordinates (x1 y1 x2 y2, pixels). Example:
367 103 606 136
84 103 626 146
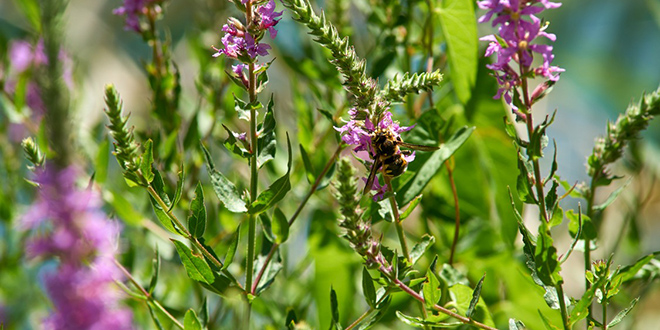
21 137 45 171
380 71 444 104
103 84 143 185
587 86 660 183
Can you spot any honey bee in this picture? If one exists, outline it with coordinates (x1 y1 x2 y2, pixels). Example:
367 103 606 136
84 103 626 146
363 129 440 195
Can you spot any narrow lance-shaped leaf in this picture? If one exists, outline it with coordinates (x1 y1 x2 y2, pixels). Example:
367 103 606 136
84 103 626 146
223 225 240 270
330 286 342 330
608 297 639 328
397 126 475 205
362 268 377 308
400 195 422 221
466 273 486 318
410 234 435 266
188 182 206 238
249 133 293 214
272 207 289 244
201 143 248 213
171 239 215 284
168 166 184 212
141 139 155 184
257 95 277 168
148 249 160 295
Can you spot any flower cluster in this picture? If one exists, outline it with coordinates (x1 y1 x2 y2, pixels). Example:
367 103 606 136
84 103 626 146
22 166 133 330
336 109 414 200
478 0 564 109
113 0 160 33
212 0 282 61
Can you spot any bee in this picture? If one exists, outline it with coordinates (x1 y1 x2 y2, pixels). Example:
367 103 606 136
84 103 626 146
363 128 440 195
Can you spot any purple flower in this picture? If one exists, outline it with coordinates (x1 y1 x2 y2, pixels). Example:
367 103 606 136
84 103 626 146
257 0 283 38
478 0 563 108
336 109 414 197
22 166 134 330
113 0 158 33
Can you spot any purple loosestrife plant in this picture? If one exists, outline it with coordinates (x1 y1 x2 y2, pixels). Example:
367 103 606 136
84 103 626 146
478 0 563 112
22 166 133 330
113 0 161 33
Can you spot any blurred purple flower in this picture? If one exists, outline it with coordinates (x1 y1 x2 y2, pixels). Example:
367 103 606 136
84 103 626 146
22 166 134 330
478 0 564 108
113 0 158 32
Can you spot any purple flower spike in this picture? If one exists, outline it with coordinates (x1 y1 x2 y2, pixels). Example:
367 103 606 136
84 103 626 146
478 0 563 109
257 0 283 39
22 166 134 330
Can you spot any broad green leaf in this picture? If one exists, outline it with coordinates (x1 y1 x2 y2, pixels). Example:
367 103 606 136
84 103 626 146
516 151 537 204
449 284 495 326
467 273 486 318
400 195 422 221
362 268 377 308
188 182 206 238
201 144 248 213
569 273 609 326
222 124 250 159
104 190 143 226
439 0 478 104
534 224 563 286
249 134 292 214
257 96 277 168
95 138 110 184
423 269 441 309
410 234 435 266
259 213 276 243
172 239 214 284
234 95 261 122
608 297 639 328
397 126 474 205
184 309 203 330
567 210 597 241
528 112 556 161
272 207 290 244
223 225 240 270
141 139 155 184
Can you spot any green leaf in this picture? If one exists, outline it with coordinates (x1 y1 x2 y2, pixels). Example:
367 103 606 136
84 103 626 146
608 297 639 328
201 144 248 213
272 207 290 244
249 134 292 214
12 0 40 30
567 209 597 241
410 234 435 266
615 254 654 283
172 239 215 284
329 286 342 330
593 179 631 211
395 311 461 328
449 284 494 326
222 124 250 159
169 166 185 212
184 309 203 330
397 126 474 205
538 310 561 330
400 195 422 221
147 303 166 330
528 111 556 161
254 253 283 296
141 139 155 184
467 273 486 318
188 182 207 238
439 0 477 104
516 151 537 204
198 297 209 327
105 190 143 226
534 224 563 286
257 96 277 168
234 95 260 122
423 269 441 309
150 196 179 234
569 272 609 326
95 138 110 184
223 225 240 270
148 249 160 294
362 268 377 308
299 144 315 184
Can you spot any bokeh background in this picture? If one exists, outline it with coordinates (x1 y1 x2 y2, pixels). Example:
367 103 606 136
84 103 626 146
1 0 660 329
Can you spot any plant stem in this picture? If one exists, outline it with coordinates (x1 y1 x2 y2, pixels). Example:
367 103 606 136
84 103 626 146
585 177 597 318
378 266 497 330
383 175 410 263
447 162 461 265
602 300 608 330
115 259 185 329
555 284 570 330
345 307 373 330
251 145 343 293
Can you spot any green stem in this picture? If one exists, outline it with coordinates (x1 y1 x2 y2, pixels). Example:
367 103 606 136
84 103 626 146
115 259 185 329
446 162 461 265
345 307 373 330
383 175 410 263
602 300 608 330
555 284 570 330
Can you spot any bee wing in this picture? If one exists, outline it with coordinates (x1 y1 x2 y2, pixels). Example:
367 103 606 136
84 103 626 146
399 142 440 151
363 158 383 195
